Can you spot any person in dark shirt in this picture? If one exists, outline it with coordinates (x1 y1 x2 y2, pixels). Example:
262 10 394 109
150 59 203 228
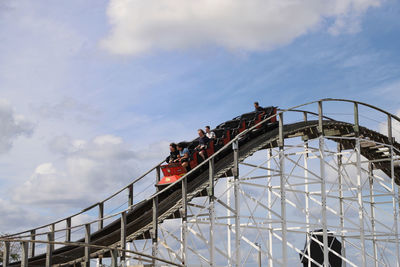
195 129 210 161
175 142 191 172
254 101 263 112
166 143 179 163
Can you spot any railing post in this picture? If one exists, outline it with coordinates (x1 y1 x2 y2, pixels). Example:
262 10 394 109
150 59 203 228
120 211 126 263
156 165 161 184
233 139 241 267
21 241 29 267
354 103 359 135
66 217 71 242
128 184 134 208
29 229 36 258
209 158 215 267
2 241 10 267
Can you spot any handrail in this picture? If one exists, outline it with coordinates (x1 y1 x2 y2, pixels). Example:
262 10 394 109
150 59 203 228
3 158 166 238
4 98 400 241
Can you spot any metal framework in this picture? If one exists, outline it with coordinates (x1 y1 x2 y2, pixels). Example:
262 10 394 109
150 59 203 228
1 99 400 267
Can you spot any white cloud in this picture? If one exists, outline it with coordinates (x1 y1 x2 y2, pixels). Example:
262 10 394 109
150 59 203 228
12 134 138 208
101 0 382 55
0 99 34 154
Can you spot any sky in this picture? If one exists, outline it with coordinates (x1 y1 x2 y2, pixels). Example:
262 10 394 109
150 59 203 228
0 0 400 235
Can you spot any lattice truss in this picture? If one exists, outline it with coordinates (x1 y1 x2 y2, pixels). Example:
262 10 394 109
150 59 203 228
125 135 400 267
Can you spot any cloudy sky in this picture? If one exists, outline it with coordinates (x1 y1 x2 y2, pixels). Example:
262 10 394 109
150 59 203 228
1 0 400 233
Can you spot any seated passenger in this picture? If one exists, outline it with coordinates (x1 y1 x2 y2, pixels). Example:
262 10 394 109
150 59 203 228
195 129 210 161
166 142 179 163
205 126 216 139
175 142 191 172
254 101 263 112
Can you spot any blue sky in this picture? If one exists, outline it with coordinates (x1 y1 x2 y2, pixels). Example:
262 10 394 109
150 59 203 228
0 0 400 233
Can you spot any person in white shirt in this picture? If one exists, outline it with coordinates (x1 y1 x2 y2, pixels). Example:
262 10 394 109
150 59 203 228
205 126 216 139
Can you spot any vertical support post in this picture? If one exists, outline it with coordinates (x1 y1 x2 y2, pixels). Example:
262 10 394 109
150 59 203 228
181 175 188 266
267 149 273 267
355 138 366 267
111 249 118 267
97 202 104 267
66 217 71 242
152 195 159 266
83 224 91 267
337 143 346 266
233 140 241 267
227 175 232 267
278 112 287 267
128 184 134 208
388 115 400 266
29 229 36 258
318 101 329 267
120 211 126 263
303 110 311 267
368 163 378 267
21 241 29 267
46 232 53 267
209 158 215 267
2 241 10 267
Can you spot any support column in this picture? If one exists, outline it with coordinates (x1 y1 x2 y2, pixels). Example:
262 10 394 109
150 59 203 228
97 203 104 267
152 195 159 266
267 149 273 267
388 115 400 266
46 231 54 267
368 163 378 267
303 112 311 267
152 165 161 266
233 140 241 267
355 138 366 267
2 241 10 267
181 176 188 266
354 103 366 267
83 224 91 267
111 249 118 267
21 241 29 267
227 175 232 267
209 158 215 267
337 143 346 266
318 101 329 266
278 113 287 267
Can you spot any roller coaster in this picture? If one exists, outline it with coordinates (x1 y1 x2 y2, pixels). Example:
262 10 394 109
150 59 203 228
1 98 400 266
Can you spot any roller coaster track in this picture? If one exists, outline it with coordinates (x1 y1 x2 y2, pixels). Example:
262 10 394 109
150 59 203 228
2 98 400 267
